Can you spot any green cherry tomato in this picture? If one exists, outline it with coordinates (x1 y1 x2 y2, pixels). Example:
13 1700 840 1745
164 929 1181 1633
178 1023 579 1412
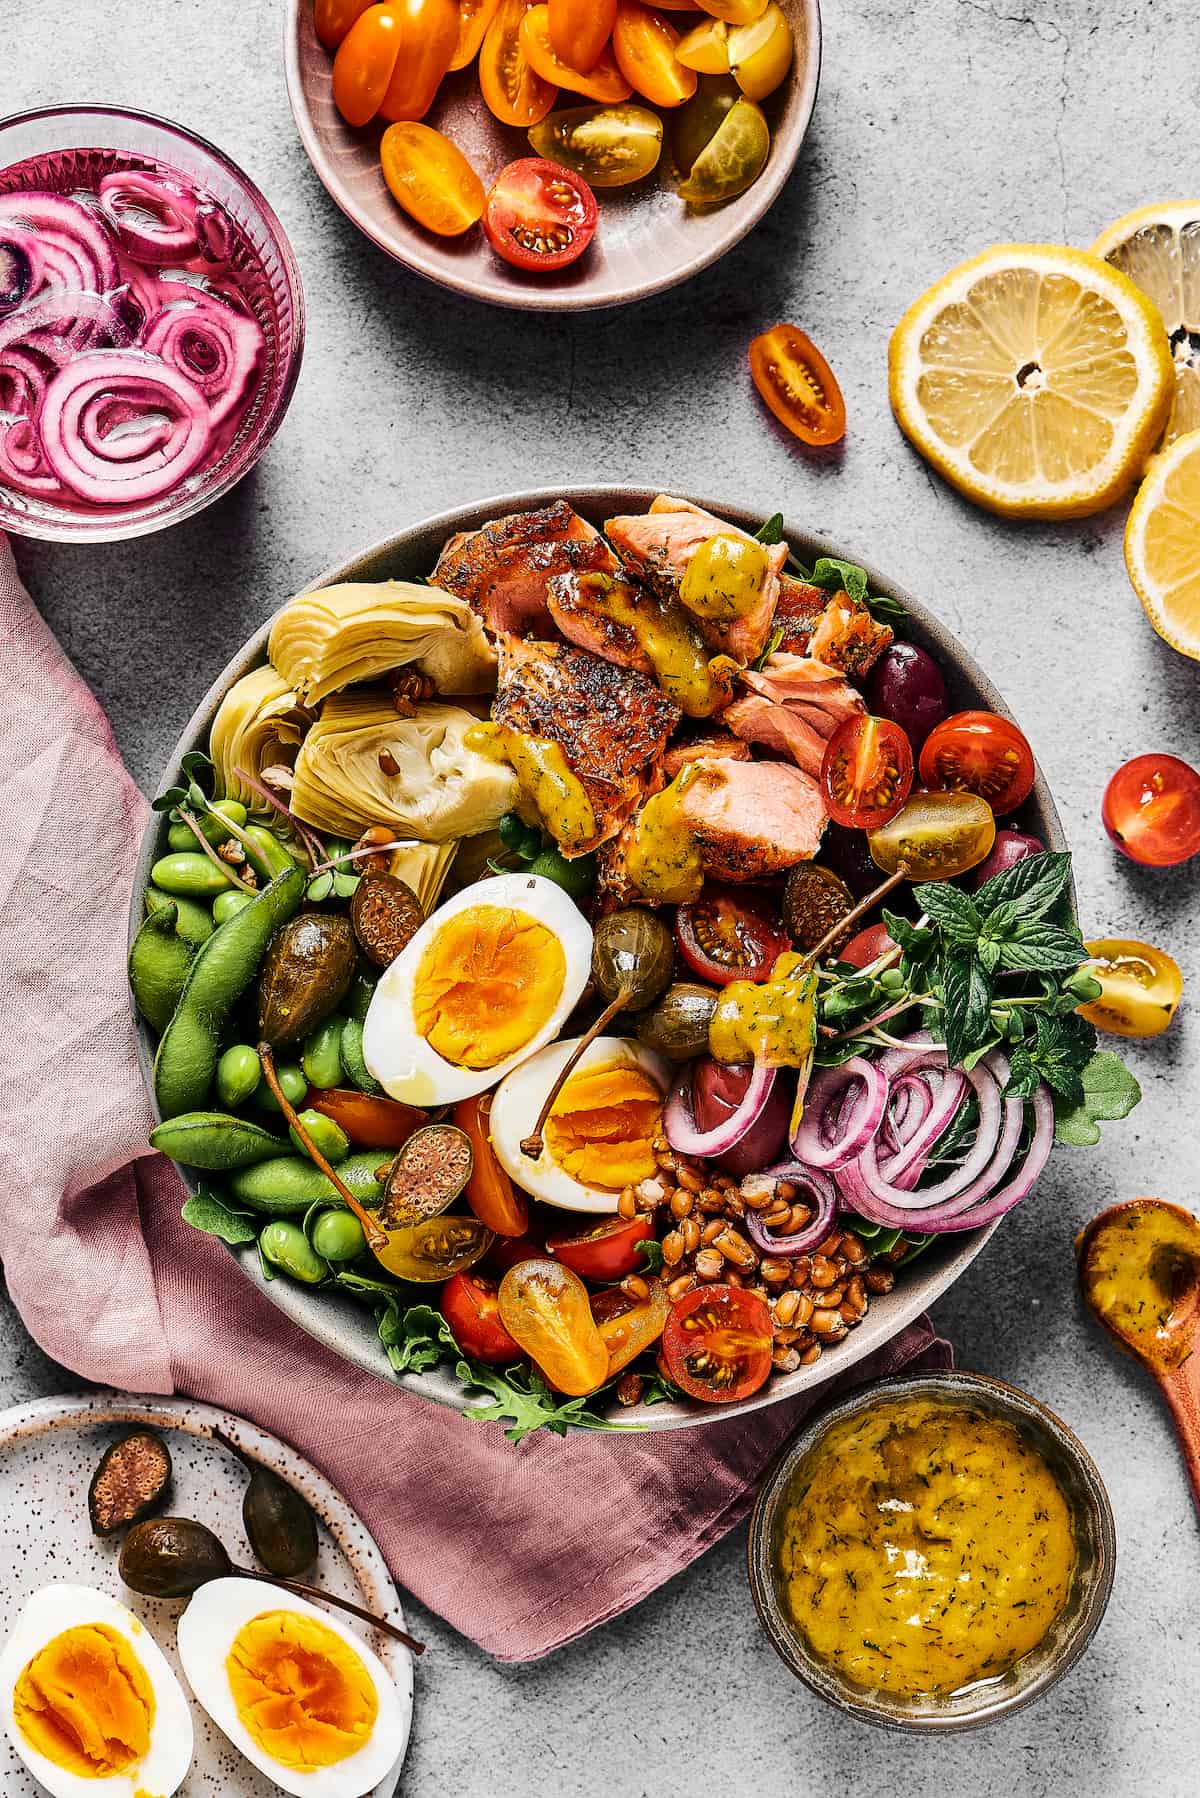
216 1044 263 1109
310 1208 368 1263
867 789 996 880
529 102 663 188
254 1062 308 1113
676 95 770 204
671 75 740 181
289 1108 351 1164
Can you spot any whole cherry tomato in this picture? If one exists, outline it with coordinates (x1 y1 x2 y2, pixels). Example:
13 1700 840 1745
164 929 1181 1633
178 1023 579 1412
304 1086 424 1149
483 157 597 270
521 5 632 101
674 885 789 985
381 122 486 234
592 1278 669 1375
441 1270 523 1362
548 0 617 71
919 710 1036 817
749 324 846 447
453 1092 529 1235
545 1213 653 1280
332 4 404 125
867 789 996 880
315 0 376 49
479 0 559 127
662 1284 773 1403
837 921 897 969
822 714 915 830
450 0 502 67
1076 938 1184 1038
1102 753 1200 867
377 0 460 119
612 1 697 107
498 1258 610 1393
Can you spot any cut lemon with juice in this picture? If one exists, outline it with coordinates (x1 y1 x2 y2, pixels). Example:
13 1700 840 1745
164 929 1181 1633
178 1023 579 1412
1125 427 1200 659
889 244 1173 517
1093 201 1200 444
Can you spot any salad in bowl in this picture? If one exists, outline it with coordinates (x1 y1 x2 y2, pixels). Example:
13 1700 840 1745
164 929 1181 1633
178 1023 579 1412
130 489 1139 1440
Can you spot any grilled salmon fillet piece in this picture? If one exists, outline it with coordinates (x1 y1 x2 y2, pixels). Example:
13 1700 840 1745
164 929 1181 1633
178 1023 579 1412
676 757 828 881
493 636 681 855
773 574 893 677
604 496 785 665
724 654 866 776
433 502 619 638
662 730 751 778
546 568 737 717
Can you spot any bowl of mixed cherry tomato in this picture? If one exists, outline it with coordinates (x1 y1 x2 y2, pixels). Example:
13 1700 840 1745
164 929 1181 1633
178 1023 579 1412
285 0 821 308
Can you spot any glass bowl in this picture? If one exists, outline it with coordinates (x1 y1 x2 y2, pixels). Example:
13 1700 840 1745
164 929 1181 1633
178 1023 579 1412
747 1369 1116 1729
0 104 304 542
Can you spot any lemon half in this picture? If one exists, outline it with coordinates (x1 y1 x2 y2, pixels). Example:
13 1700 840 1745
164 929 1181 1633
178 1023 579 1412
1125 425 1200 660
1093 201 1200 444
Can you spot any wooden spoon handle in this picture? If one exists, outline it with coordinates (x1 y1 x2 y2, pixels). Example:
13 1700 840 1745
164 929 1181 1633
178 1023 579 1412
1155 1360 1200 1518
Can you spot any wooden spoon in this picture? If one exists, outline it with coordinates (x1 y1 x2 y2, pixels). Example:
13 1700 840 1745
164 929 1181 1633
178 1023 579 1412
1077 1195 1200 1512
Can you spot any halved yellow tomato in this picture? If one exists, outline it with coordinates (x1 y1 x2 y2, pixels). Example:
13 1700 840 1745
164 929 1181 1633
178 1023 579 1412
378 0 460 120
676 17 730 72
479 0 559 125
381 122 486 234
612 1 697 107
548 0 617 71
450 0 501 67
727 1 792 99
498 1259 610 1394
521 4 632 101
529 101 663 186
1077 939 1184 1038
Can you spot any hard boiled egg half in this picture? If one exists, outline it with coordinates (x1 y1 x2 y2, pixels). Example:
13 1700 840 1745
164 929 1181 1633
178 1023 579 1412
0 1583 193 1798
362 872 592 1106
490 1035 670 1213
177 1578 407 1798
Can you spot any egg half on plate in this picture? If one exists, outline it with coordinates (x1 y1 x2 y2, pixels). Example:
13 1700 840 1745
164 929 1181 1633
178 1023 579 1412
0 1583 193 1798
362 872 593 1106
176 1577 407 1798
490 1035 671 1213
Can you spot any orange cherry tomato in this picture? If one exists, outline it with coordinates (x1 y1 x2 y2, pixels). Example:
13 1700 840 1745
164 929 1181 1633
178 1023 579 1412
522 5 632 101
612 2 697 107
315 0 376 49
453 1093 529 1235
304 1086 425 1149
749 323 847 447
498 1258 610 1394
661 1284 773 1403
441 1270 523 1363
548 0 617 71
450 0 502 66
378 0 460 120
381 121 486 233
332 4 404 125
479 0 559 126
592 1279 670 1376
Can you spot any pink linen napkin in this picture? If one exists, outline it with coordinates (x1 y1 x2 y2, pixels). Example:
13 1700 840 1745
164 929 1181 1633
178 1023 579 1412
0 533 950 1660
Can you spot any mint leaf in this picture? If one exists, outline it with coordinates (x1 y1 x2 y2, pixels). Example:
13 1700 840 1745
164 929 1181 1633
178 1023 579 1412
754 512 785 544
804 556 869 605
182 1190 258 1246
974 850 1070 921
913 882 982 947
1053 1051 1141 1145
941 954 992 1067
996 924 1086 972
881 909 935 960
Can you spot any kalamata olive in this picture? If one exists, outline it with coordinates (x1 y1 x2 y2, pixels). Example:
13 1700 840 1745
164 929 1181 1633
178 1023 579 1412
592 909 674 1010
258 912 357 1045
633 982 718 1060
781 863 853 950
691 1057 789 1176
866 643 948 750
821 825 881 897
970 829 1045 887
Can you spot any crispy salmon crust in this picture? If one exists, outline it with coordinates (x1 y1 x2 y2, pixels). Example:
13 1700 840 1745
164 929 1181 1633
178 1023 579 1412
433 502 618 638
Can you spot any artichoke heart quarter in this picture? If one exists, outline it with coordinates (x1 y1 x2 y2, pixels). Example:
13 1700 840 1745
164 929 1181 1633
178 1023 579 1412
290 693 518 841
389 840 460 912
209 666 308 812
269 580 496 704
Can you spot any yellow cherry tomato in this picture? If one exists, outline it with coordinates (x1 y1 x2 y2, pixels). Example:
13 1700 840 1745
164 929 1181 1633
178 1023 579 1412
680 532 770 618
696 0 768 18
676 95 768 204
315 0 376 50
332 4 404 126
612 1 697 107
450 0 502 67
372 1214 493 1282
676 17 730 72
1077 938 1184 1038
480 0 559 126
548 0 617 71
727 0 792 100
529 102 663 186
380 122 487 235
498 1258 610 1394
521 4 633 102
867 789 996 880
592 1278 669 1377
377 0 460 120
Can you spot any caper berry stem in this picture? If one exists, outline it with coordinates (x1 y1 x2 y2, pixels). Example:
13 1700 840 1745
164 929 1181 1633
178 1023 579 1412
175 808 257 894
519 988 631 1160
232 1562 424 1654
799 868 907 969
257 1044 387 1253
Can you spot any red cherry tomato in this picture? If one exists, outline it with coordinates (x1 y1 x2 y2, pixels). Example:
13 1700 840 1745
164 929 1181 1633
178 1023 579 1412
822 714 914 830
545 1213 653 1281
918 710 1035 817
483 157 597 271
484 1232 546 1277
662 1284 773 1403
749 324 846 447
303 1087 424 1149
1102 753 1200 867
837 921 897 969
674 885 789 986
441 1271 522 1364
453 1093 528 1236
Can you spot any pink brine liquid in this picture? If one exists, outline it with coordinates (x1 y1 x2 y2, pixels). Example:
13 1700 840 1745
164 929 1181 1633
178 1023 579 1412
0 147 272 518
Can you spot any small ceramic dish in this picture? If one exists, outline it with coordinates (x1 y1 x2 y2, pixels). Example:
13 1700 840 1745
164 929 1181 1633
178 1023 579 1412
747 1369 1116 1731
284 0 821 311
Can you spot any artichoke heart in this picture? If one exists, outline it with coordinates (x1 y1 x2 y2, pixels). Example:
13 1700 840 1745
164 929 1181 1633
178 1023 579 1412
389 840 460 912
269 580 496 704
209 665 308 813
290 693 518 841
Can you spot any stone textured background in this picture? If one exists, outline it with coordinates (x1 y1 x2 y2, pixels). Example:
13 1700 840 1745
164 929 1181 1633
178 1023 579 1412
6 0 1200 1791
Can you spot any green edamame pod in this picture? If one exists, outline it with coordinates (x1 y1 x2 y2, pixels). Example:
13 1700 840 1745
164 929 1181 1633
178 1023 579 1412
167 800 248 853
243 825 300 883
213 889 255 924
216 1044 263 1109
347 972 377 1023
302 1016 344 1090
149 1112 287 1170
151 852 237 898
254 1063 307 1114
154 866 306 1119
289 1109 350 1163
229 1151 385 1215
145 886 214 946
340 1017 382 1095
259 1220 329 1285
128 904 195 1035
309 1209 367 1263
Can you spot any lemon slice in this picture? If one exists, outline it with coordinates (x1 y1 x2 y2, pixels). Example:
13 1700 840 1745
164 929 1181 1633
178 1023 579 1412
1125 426 1200 659
1093 202 1200 444
889 243 1173 517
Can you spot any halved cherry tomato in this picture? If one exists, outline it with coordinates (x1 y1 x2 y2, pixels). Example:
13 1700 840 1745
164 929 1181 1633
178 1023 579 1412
1077 938 1184 1038
479 0 559 126
377 0 460 119
498 1258 610 1393
546 1213 653 1280
662 1284 773 1403
612 2 697 107
453 1093 528 1235
450 0 501 67
1102 753 1200 867
441 1270 523 1362
675 95 768 204
372 1214 492 1282
676 17 730 72
548 0 617 71
674 885 789 986
304 1086 424 1149
867 789 995 880
918 710 1035 817
529 102 663 187
315 0 376 49
696 0 768 19
483 156 597 270
726 0 792 99
822 714 914 830
521 5 632 101
485 1231 546 1275
838 921 897 969
592 1278 669 1375
380 122 486 234
332 4 404 125
749 324 846 447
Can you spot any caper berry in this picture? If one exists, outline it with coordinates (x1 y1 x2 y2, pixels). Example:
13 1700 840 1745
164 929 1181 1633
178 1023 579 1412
592 908 674 1010
781 863 854 951
632 981 718 1060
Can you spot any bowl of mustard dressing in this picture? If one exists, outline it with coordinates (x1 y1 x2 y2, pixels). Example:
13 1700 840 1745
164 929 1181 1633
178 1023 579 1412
747 1370 1115 1730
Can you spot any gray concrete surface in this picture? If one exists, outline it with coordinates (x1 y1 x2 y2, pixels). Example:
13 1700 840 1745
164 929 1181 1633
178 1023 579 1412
6 0 1200 1791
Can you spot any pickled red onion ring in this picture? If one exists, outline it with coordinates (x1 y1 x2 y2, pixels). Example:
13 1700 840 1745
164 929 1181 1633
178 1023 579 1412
143 296 263 425
0 193 118 297
38 350 210 505
98 171 200 264
0 416 61 498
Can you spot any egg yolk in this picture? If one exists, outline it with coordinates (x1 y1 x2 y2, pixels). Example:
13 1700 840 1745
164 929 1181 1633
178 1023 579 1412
226 1610 378 1771
14 1622 155 1778
544 1062 663 1189
413 905 566 1069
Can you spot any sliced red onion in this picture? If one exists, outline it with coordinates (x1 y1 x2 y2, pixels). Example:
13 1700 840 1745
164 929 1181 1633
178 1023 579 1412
143 295 263 426
0 193 118 297
743 1163 839 1256
38 350 210 505
0 290 131 361
196 201 233 263
665 1059 778 1160
0 347 48 416
791 1057 888 1170
855 1059 1003 1212
879 1066 968 1183
0 416 61 497
98 171 200 264
0 242 32 313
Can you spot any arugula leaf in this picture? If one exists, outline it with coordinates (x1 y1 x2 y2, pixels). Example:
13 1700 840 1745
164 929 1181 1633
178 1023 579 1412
754 512 785 545
635 1238 665 1274
995 923 1086 972
865 592 908 624
912 882 981 947
803 556 869 605
639 1370 682 1406
941 954 991 1067
1052 1051 1141 1145
753 622 785 669
458 1361 634 1444
182 1189 259 1246
974 850 1071 920
378 1302 458 1375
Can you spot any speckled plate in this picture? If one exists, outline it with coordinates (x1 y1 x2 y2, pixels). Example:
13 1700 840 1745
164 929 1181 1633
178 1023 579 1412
283 0 821 310
0 1393 413 1796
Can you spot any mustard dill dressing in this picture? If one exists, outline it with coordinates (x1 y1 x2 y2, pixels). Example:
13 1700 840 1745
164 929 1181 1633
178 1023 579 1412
779 1395 1076 1697
1080 1198 1200 1373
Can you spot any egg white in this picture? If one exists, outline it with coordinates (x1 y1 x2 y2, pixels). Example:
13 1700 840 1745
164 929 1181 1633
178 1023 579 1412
362 872 593 1106
176 1577 406 1798
0 1583 193 1798
490 1035 670 1213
